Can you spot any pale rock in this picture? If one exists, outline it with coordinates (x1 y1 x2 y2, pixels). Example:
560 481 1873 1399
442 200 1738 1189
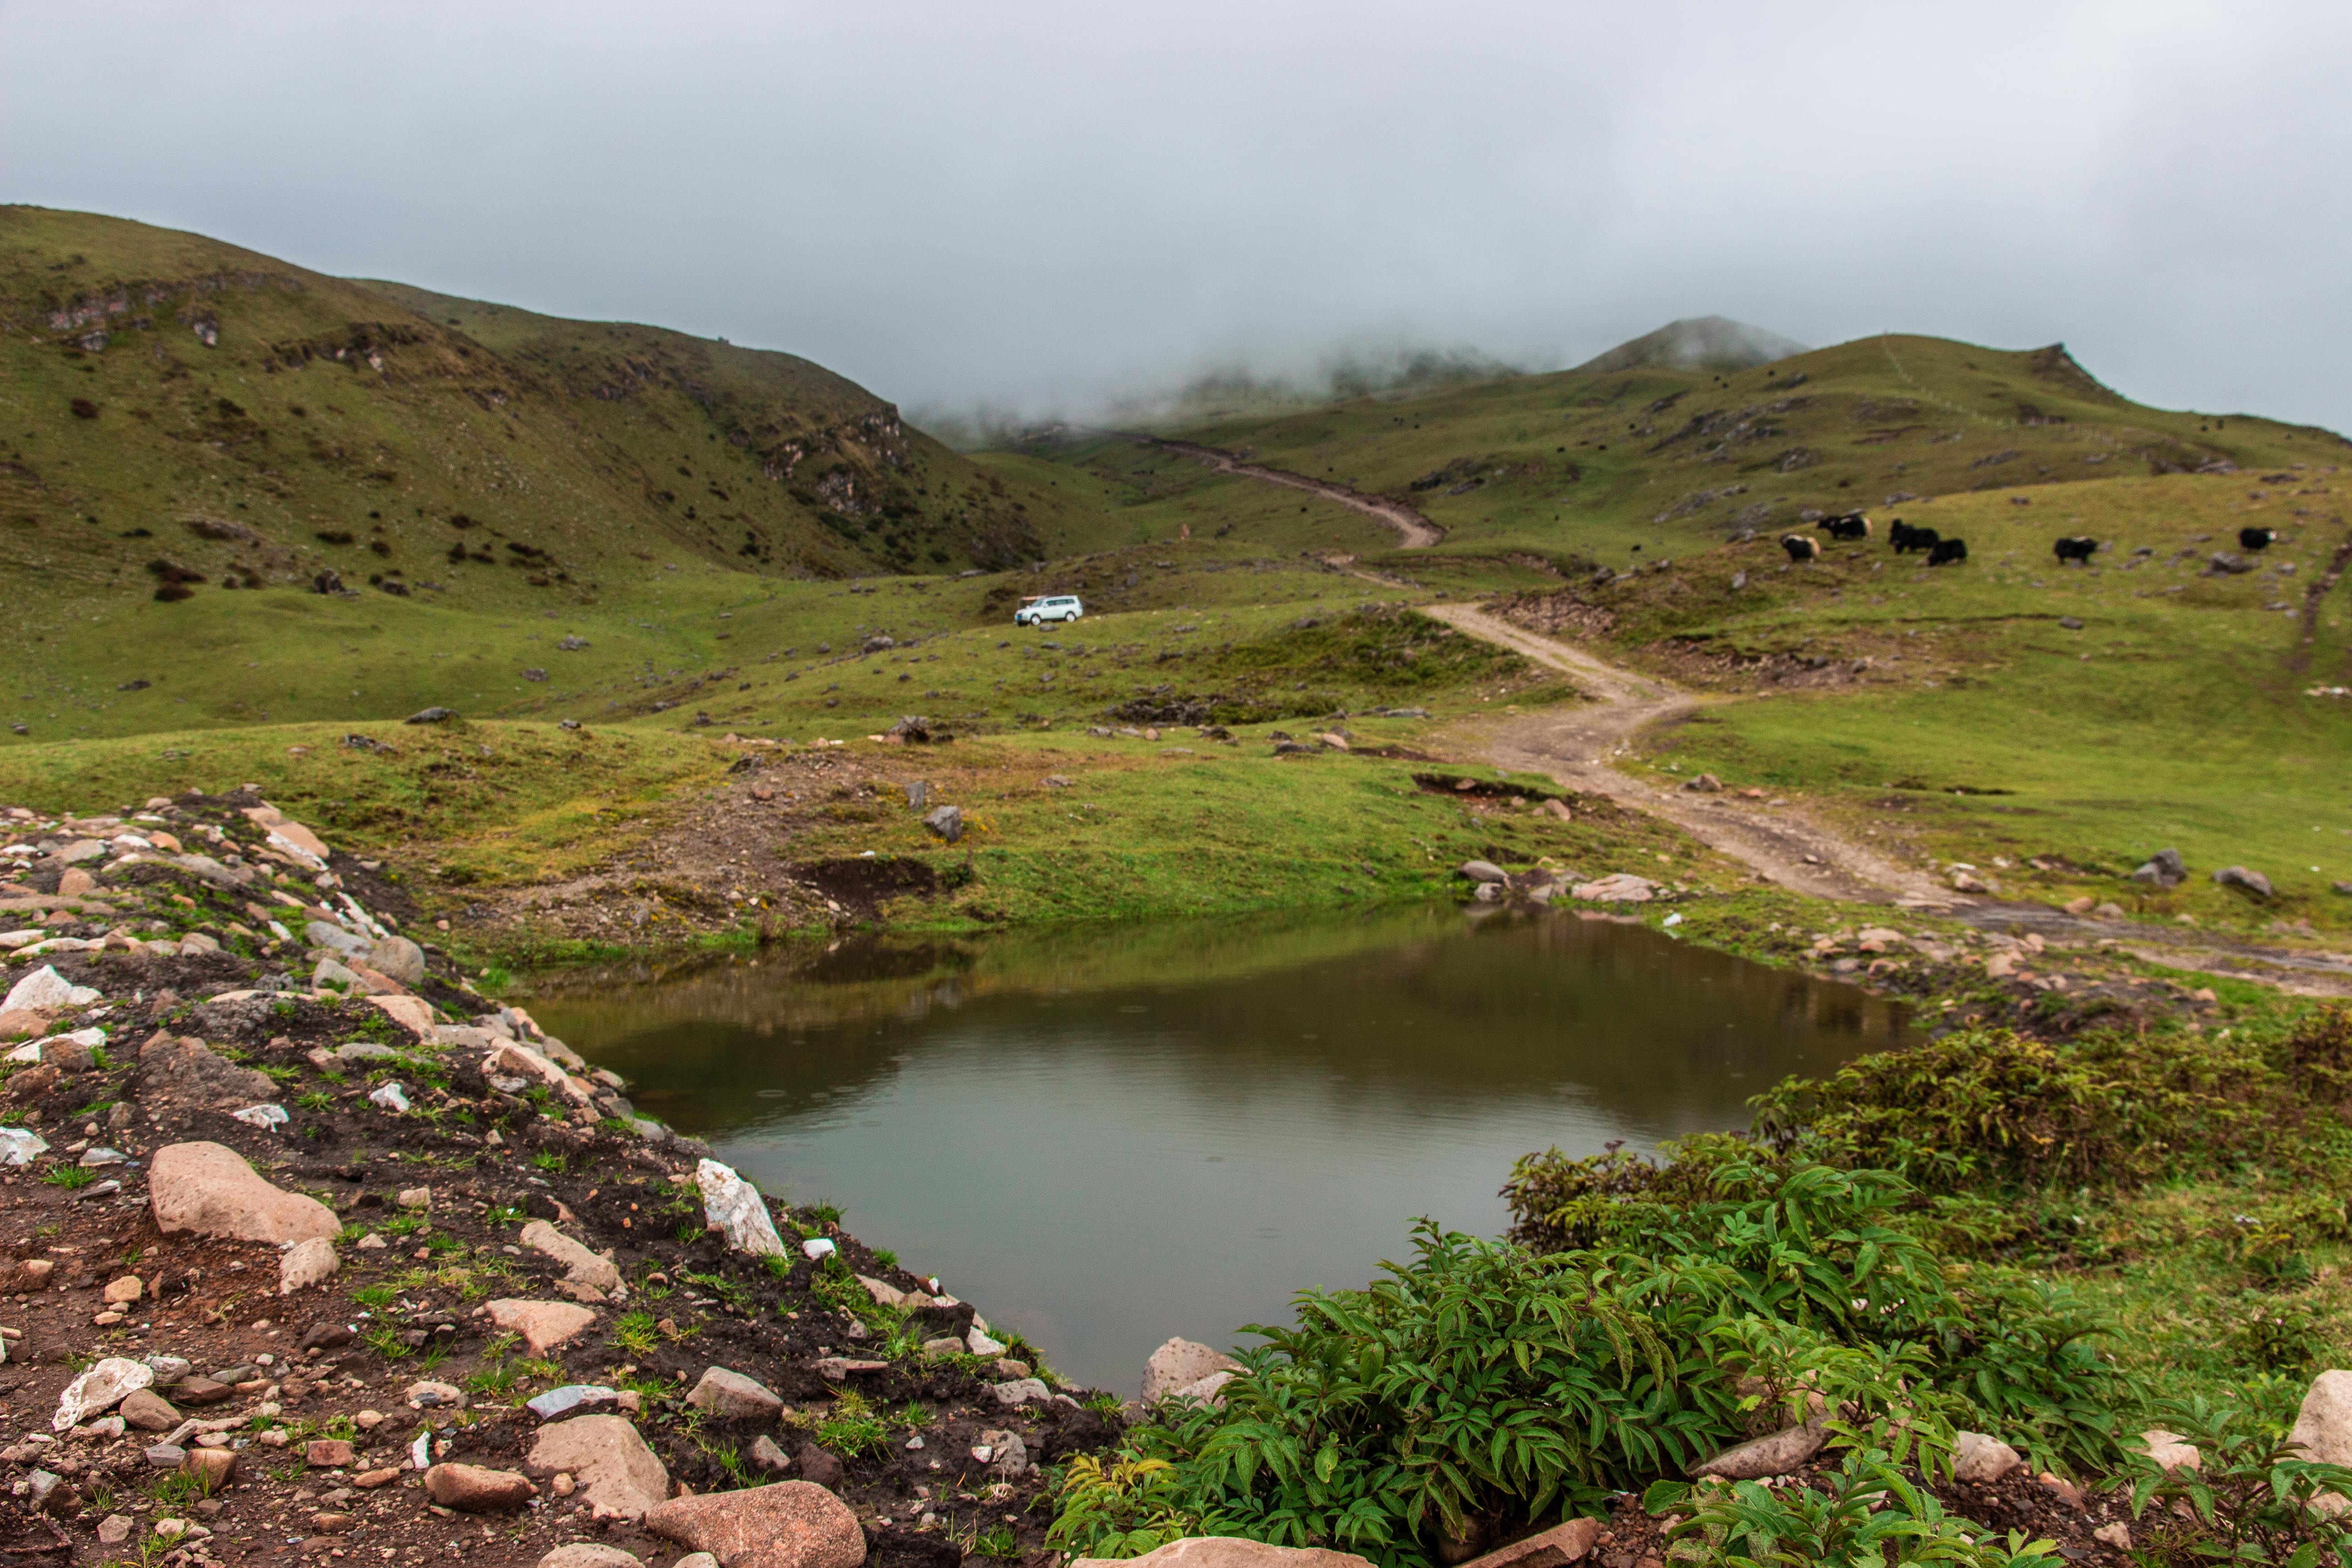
1570 873 1656 903
279 1236 339 1294
686 1366 784 1419
528 1414 671 1522
97 1515 132 1546
1171 1371 1235 1405
368 936 426 987
231 1103 289 1131
2 967 98 1014
407 1380 465 1409
1953 1430 2024 1484
53 1356 154 1431
537 1547 646 1568
857 1275 907 1308
368 1081 410 1112
1457 860 1508 884
1142 1338 1241 1401
526 1385 618 1420
488 1298 598 1354
696 1158 787 1258
520 1221 620 1297
645 1480 867 1568
751 1434 793 1475
2288 1370 2352 1470
2141 1429 2201 1473
967 1325 1007 1357
363 994 435 1037
2094 1523 2131 1550
103 1274 143 1305
989 1378 1051 1408
0 1128 46 1166
150 1142 338 1245
397 1185 432 1210
1686 1416 1830 1480
979 1428 1029 1479
1071 1540 1381 1568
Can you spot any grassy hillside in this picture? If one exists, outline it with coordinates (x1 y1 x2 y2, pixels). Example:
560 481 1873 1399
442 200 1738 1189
0 206 1102 607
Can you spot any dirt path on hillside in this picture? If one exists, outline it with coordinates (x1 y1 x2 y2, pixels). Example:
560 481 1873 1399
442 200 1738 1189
1119 433 1446 547
1423 605 1964 907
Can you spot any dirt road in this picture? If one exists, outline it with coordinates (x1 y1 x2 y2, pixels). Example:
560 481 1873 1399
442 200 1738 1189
1423 605 1961 907
1127 435 1445 548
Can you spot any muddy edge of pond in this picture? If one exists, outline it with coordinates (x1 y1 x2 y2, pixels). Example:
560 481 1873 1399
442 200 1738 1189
0 790 2253 1565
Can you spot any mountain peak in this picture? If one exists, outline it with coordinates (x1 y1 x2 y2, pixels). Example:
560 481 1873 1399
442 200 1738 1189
1574 316 1809 375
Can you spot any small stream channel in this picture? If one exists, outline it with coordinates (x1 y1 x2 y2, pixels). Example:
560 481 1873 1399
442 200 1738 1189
529 906 1913 1391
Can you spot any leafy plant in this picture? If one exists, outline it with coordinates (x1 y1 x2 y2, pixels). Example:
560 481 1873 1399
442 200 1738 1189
531 1150 564 1173
972 1526 1022 1561
1650 1452 2060 1568
2119 1392 2352 1565
42 1165 99 1189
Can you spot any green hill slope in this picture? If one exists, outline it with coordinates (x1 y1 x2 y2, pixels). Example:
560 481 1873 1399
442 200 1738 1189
0 205 1081 609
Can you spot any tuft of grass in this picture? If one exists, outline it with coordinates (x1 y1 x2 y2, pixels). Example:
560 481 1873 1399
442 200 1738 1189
41 1166 98 1190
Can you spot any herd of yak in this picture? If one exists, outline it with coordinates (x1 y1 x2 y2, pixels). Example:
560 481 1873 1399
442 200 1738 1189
1778 514 2280 568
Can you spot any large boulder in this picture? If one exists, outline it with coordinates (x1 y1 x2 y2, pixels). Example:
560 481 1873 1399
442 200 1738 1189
644 1480 865 1568
538 1548 646 1568
53 1358 154 1432
1071 1541 1378 1568
149 1143 339 1245
138 1039 278 1108
528 1415 670 1522
1 967 99 1015
2289 1370 2352 1466
1142 1338 1241 1401
1570 874 1656 904
695 1159 786 1258
2132 848 2187 888
2215 865 2275 898
1686 1416 1829 1480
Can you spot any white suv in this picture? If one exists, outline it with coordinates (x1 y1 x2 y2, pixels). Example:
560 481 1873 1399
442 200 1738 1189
1015 595 1084 626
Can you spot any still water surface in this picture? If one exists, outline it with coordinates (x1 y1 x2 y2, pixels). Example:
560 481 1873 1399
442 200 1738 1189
532 906 1911 1391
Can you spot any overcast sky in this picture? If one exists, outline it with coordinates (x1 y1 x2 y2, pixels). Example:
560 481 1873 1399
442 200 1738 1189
5 1 2348 431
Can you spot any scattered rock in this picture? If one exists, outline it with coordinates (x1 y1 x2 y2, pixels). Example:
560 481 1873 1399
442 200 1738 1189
2140 1428 2201 1474
489 1299 599 1354
53 1357 154 1431
279 1236 340 1294
369 936 426 987
173 1377 231 1406
538 1547 646 1568
528 1414 671 1522
1570 873 1656 903
145 1443 187 1468
1 966 98 1014
695 1158 787 1258
405 707 459 725
2093 1522 2132 1551
1953 1430 2024 1484
2288 1369 2352 1468
424 1462 536 1511
181 1446 237 1490
796 1444 845 1492
138 1041 279 1108
519 1220 621 1298
1453 1518 1604 1568
408 1380 466 1409
2214 865 2274 898
752 1434 793 1475
307 1438 357 1468
526 1385 619 1421
1686 1416 1829 1480
103 1274 143 1305
645 1480 866 1568
1681 773 1723 793
149 1142 339 1245
980 1428 1029 1480
686 1366 784 1420
1071 1541 1379 1568
120 1389 179 1431
2132 848 2187 888
97 1515 132 1546
1142 1338 1241 1401
1456 860 1508 885
922 805 964 844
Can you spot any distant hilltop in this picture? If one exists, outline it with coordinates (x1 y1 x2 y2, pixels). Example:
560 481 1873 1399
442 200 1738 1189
1574 316 1810 374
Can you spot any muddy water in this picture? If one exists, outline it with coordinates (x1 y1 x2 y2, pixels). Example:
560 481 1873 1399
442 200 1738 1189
531 906 1911 1392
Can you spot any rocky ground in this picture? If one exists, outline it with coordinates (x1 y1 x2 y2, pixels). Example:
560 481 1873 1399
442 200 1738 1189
0 792 1117 1568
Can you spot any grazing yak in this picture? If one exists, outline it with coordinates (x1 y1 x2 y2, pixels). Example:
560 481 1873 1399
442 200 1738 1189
1780 534 1820 563
2053 535 2097 566
1821 512 1872 541
1927 537 1970 566
1890 519 1940 554
2240 526 2277 551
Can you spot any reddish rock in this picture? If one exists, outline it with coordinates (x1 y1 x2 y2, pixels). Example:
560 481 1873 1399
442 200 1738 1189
1457 1519 1604 1568
305 1438 356 1468
1073 1541 1379 1568
527 1415 669 1522
645 1480 865 1568
424 1462 537 1512
148 1142 339 1245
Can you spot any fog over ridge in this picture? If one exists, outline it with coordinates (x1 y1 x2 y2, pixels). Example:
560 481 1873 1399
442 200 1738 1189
3 2 2347 433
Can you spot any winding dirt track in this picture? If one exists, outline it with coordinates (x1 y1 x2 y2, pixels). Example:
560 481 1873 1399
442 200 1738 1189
1422 606 1959 907
1127 435 1445 547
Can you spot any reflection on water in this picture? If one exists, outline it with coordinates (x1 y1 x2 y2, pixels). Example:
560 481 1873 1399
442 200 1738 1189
530 906 1911 1391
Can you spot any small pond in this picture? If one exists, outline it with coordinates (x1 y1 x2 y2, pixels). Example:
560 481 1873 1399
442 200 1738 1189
530 905 1911 1391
